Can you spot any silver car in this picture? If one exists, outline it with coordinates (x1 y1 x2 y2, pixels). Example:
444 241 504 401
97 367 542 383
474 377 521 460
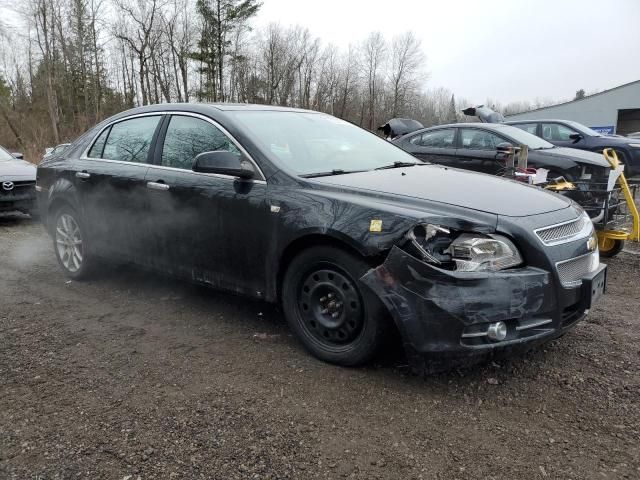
0 145 37 216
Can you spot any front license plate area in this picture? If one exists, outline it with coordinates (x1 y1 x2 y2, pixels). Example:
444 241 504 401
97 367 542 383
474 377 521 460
582 265 607 309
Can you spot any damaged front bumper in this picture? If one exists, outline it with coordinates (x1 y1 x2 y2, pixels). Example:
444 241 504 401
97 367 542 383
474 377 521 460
361 246 606 374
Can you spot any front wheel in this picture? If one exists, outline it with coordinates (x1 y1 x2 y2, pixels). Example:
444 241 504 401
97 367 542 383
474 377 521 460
53 206 96 279
281 246 389 366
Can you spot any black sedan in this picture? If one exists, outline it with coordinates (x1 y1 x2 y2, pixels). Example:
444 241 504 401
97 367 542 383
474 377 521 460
505 119 640 176
36 104 606 374
392 123 615 220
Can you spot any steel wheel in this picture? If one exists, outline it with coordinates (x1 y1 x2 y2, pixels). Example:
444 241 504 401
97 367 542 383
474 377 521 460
55 213 84 272
282 245 390 366
298 267 364 346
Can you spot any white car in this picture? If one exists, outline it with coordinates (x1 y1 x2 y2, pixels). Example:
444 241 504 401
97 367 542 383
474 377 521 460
0 145 37 216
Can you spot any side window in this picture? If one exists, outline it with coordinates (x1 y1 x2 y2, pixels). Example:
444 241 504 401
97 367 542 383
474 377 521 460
512 123 538 135
460 129 511 150
87 127 110 158
101 116 161 163
161 115 240 170
413 129 455 148
542 123 577 141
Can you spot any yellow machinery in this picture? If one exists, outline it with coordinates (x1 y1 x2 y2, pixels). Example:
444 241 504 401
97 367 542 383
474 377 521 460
502 145 637 257
596 148 639 256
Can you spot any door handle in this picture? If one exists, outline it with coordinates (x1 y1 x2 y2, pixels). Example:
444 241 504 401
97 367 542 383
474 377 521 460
147 181 170 191
75 171 90 179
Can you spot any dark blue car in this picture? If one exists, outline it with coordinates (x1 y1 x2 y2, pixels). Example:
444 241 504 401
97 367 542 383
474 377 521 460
505 119 640 176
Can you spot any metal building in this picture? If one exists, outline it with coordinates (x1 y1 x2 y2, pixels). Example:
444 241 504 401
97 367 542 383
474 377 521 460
506 80 640 135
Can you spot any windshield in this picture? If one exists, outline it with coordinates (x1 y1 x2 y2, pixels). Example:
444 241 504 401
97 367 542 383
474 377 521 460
497 125 555 149
565 120 602 137
230 111 421 175
0 146 15 161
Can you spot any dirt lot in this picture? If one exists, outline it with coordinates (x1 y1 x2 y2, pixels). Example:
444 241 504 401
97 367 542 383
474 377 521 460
1 216 639 479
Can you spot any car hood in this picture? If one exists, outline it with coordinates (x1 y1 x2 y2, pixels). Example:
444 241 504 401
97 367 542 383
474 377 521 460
600 135 640 145
311 165 571 217
0 159 37 179
537 147 610 168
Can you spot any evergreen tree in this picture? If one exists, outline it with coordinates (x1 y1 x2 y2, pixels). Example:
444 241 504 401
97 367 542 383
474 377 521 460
193 0 261 101
447 94 458 123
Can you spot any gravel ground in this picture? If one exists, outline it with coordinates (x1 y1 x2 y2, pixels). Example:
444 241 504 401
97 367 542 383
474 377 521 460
1 215 639 479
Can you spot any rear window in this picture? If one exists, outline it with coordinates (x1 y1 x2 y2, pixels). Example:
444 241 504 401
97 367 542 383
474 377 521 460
89 116 161 163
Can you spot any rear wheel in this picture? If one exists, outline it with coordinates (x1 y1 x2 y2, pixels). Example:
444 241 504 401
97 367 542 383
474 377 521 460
598 237 625 257
282 246 388 366
53 206 96 279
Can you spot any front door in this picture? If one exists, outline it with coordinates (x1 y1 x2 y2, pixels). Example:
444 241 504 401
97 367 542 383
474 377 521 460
541 122 583 149
144 114 270 297
455 128 513 175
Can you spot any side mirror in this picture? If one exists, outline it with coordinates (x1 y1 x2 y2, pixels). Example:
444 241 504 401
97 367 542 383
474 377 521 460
569 133 583 142
496 143 513 155
12 152 24 159
192 151 255 179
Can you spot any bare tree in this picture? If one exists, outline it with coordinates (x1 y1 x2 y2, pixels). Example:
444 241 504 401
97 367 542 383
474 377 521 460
389 31 425 117
360 32 386 130
113 0 162 106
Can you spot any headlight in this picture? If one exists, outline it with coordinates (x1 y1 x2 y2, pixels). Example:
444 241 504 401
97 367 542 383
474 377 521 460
447 234 523 272
403 224 523 272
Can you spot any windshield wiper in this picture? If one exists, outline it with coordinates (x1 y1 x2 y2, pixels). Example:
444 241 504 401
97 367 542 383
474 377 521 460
299 169 367 178
374 161 424 170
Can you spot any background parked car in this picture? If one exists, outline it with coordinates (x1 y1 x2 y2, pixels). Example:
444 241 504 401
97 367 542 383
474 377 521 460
0 145 37 217
43 143 71 161
505 119 640 177
392 122 611 186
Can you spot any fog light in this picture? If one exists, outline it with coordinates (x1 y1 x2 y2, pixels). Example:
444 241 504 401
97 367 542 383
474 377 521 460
487 321 507 341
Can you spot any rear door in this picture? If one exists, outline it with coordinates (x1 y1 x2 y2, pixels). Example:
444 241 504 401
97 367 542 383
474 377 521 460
75 114 163 261
455 128 513 175
144 113 269 296
510 122 540 136
403 128 457 166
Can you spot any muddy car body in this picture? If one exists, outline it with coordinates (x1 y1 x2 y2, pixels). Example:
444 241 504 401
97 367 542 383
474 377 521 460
36 104 606 373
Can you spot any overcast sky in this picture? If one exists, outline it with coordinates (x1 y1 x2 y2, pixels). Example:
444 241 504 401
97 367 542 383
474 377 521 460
254 0 640 104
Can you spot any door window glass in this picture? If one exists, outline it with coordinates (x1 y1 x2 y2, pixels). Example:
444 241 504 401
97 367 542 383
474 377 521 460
410 129 455 148
541 123 578 141
88 127 110 158
512 123 538 135
101 116 161 163
460 129 511 149
161 115 240 170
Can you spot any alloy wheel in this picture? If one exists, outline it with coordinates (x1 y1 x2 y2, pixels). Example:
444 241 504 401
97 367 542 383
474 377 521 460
55 213 84 272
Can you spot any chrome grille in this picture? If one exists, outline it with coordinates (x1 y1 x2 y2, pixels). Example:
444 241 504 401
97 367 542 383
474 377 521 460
556 251 599 288
535 216 588 245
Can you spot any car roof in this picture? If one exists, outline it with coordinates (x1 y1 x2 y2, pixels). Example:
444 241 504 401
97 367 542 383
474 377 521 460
505 119 571 124
414 123 514 131
112 102 320 116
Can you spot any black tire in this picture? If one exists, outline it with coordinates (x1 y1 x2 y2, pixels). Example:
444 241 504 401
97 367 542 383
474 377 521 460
599 239 624 258
52 205 97 280
282 245 389 366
